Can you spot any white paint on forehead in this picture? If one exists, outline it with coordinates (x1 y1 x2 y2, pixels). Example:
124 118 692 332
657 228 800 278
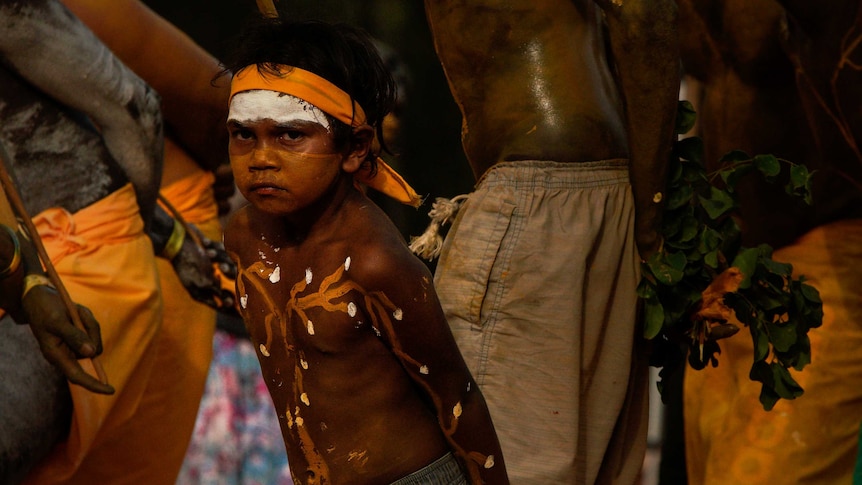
229 90 331 131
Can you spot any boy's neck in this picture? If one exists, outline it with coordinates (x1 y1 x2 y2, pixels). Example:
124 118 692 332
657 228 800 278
277 181 363 245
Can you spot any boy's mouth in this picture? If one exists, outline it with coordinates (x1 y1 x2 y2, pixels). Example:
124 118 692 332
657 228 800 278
248 182 285 195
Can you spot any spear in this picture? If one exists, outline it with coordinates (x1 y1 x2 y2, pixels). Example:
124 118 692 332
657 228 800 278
0 140 109 386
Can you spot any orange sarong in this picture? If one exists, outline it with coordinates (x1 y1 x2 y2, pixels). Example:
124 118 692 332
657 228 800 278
22 184 164 484
684 218 862 484
141 137 222 483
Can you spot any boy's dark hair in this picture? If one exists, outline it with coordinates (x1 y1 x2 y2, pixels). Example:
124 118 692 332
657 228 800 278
222 17 397 169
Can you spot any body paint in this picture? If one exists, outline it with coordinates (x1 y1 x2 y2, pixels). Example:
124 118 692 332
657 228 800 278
229 90 331 131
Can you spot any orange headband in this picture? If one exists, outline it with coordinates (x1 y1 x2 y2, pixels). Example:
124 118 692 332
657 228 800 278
230 65 366 127
229 65 422 208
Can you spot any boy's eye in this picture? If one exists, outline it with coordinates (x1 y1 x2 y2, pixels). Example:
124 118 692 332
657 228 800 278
231 128 254 141
282 130 304 141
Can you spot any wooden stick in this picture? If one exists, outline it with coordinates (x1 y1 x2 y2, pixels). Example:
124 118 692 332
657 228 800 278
0 142 108 386
256 0 279 18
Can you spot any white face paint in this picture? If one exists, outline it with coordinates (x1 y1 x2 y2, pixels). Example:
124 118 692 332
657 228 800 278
229 90 331 131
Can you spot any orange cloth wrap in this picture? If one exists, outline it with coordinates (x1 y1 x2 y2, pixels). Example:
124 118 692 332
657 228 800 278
230 65 422 208
22 184 164 485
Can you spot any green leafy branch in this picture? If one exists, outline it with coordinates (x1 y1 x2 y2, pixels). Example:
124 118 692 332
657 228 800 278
639 100 824 410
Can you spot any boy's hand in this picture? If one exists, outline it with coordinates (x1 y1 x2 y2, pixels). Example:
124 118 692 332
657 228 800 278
19 285 115 395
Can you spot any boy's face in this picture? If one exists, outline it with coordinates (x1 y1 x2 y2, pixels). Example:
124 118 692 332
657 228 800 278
228 90 344 216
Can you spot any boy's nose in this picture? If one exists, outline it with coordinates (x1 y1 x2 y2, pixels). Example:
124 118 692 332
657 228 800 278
248 146 279 171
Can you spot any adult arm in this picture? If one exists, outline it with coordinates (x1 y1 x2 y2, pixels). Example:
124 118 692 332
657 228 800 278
0 0 163 229
597 0 680 260
0 178 113 394
61 0 231 172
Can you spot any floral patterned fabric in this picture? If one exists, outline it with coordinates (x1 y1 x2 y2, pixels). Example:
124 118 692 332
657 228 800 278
176 331 293 485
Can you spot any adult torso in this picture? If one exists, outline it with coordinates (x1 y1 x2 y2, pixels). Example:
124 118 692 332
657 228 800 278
425 0 628 179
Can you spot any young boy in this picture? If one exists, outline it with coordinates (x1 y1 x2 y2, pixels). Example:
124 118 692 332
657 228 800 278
222 18 508 485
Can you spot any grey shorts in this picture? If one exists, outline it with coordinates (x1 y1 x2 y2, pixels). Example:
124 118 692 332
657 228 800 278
388 453 466 485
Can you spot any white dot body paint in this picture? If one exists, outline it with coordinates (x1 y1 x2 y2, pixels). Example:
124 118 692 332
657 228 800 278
453 402 462 418
393 308 403 321
300 358 309 370
240 294 248 309
347 302 357 317
307 320 315 335
419 365 429 375
301 393 310 406
344 256 351 271
269 266 281 283
305 268 313 284
259 344 270 357
485 455 495 469
229 90 331 131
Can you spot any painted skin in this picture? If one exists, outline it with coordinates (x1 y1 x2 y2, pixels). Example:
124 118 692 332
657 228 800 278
225 93 507 484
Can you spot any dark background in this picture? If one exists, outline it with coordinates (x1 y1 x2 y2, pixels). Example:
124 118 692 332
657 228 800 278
142 0 474 244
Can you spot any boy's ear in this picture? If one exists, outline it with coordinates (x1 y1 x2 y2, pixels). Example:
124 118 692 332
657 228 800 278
342 125 374 174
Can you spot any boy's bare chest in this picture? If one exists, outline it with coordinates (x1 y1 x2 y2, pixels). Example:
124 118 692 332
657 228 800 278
236 249 388 355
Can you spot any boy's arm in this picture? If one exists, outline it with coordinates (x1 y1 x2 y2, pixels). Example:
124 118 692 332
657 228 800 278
357 245 509 484
597 0 680 261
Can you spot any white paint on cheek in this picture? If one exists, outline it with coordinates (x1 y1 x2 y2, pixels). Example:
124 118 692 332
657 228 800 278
347 302 357 317
307 320 315 335
229 90 331 131
259 344 270 357
393 308 403 321
269 266 281 283
344 256 351 271
240 294 248 308
306 268 313 284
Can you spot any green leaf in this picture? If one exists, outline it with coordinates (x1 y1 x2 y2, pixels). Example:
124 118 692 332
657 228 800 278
666 250 688 271
699 186 736 219
800 282 821 303
786 164 816 205
675 100 697 135
767 321 798 352
698 227 722 253
718 149 751 164
772 363 804 399
704 250 719 269
646 257 685 286
644 299 665 339
676 137 705 165
751 324 770 361
754 154 781 179
731 247 760 289
677 212 700 243
761 258 793 277
666 184 694 211
720 163 755 193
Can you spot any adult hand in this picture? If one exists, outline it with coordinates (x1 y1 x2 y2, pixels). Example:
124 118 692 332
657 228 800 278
20 284 115 394
172 225 237 313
